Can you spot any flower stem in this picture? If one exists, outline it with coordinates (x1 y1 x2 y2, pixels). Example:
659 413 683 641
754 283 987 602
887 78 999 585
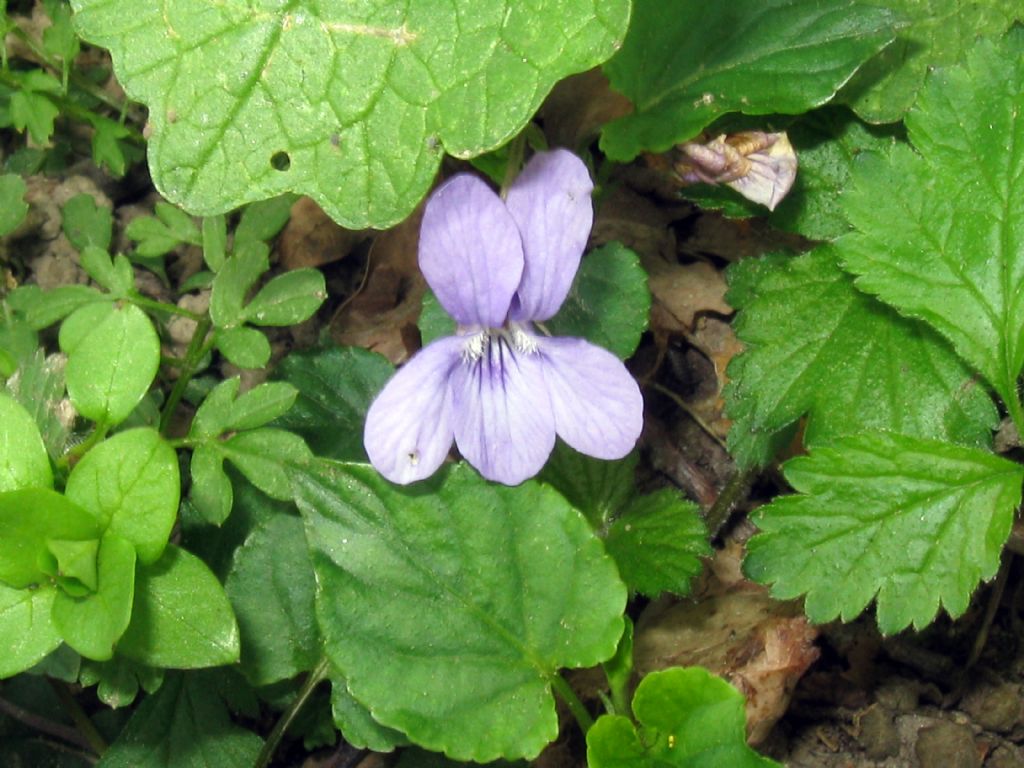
48 679 108 756
500 132 527 198
549 673 594 734
253 658 330 768
159 316 213 436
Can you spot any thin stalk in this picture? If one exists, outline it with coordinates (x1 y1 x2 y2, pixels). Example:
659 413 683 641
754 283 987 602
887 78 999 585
48 679 108 756
131 294 204 322
499 132 527 198
253 658 330 768
704 466 757 538
159 316 213 435
1006 391 1024 444
549 673 594 734
56 419 110 471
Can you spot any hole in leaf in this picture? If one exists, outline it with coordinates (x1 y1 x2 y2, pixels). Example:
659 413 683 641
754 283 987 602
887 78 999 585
270 151 291 171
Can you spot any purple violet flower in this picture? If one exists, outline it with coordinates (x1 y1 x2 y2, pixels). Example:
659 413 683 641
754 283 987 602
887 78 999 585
363 149 643 486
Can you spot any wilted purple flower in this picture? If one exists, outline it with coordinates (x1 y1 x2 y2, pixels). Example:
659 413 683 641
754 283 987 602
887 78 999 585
363 149 643 486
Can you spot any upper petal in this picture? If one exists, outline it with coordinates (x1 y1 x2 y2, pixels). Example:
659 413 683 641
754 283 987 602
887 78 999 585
538 337 643 459
418 174 523 327
506 150 594 322
450 335 556 486
363 337 462 484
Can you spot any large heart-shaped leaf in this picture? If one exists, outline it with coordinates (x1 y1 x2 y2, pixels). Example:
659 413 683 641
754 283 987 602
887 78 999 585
294 460 626 762
71 0 629 228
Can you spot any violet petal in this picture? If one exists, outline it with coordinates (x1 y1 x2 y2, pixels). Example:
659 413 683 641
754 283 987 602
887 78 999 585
506 149 593 322
539 337 643 459
450 336 556 485
363 337 462 484
418 174 524 328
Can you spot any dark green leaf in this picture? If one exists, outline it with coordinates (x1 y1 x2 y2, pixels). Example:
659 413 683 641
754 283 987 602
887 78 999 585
62 193 113 252
538 443 637 528
0 173 28 236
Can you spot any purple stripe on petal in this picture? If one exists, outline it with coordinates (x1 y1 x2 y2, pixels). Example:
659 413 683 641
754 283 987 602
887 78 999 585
363 337 462 484
539 337 643 460
506 150 593 322
450 335 556 485
418 174 524 328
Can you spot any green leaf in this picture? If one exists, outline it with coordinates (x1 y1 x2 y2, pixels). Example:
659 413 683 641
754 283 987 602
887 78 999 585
96 671 262 768
52 534 136 661
395 749 526 768
600 0 898 161
682 108 902 241
243 268 326 326
587 667 781 768
272 345 394 461
0 488 100 589
0 173 28 236
538 443 637 528
80 247 135 297
294 461 626 762
64 427 180 563
118 544 240 668
79 655 164 709
90 114 134 177
0 392 52 492
62 193 113 251
10 87 59 145
605 490 710 598
8 284 107 329
209 242 270 328
234 194 296 245
4 349 70 460
190 377 298 438
60 301 160 425
215 326 271 369
225 514 319 686
330 671 408 752
188 445 233 526
0 584 61 679
418 289 455 346
838 31 1024 420
220 429 311 501
725 247 997 468
546 243 650 360
124 214 185 258
745 432 1023 633
842 0 1020 122
70 0 630 229
42 1 81 63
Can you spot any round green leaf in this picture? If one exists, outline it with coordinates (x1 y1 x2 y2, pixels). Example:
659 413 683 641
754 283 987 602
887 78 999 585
70 0 630 228
0 583 61 679
215 326 271 369
587 667 781 767
65 428 179 564
294 461 627 762
118 544 240 669
0 488 101 589
60 302 160 425
546 243 650 360
52 534 136 661
0 392 52 492
243 268 326 326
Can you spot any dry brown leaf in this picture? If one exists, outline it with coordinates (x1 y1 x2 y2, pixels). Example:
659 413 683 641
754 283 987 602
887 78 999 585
648 260 730 336
278 196 367 270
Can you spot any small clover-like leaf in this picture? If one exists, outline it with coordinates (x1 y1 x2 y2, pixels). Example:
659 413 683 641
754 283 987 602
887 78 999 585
52 533 136 661
294 461 626 762
0 392 52 492
215 326 271 369
725 247 997 467
600 0 898 161
62 193 113 252
9 284 107 330
79 656 164 709
225 514 319 686
547 243 650 360
587 667 781 768
64 427 179 564
745 432 1023 634
0 173 28 236
242 268 326 326
604 490 710 599
838 31 1024 420
71 0 630 229
210 242 270 329
272 345 394 461
220 429 311 501
118 544 240 668
0 583 61 679
188 445 233 526
60 301 160 426
842 0 1020 122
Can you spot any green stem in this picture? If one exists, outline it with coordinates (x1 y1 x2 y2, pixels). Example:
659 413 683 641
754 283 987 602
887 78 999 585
550 673 594 734
131 294 204 322
499 132 527 198
48 679 108 756
159 316 213 436
253 658 330 768
704 466 757 538
1006 391 1024 442
56 420 110 471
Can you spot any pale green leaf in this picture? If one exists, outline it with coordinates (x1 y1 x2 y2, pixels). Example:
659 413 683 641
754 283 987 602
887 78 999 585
745 432 1023 633
600 0 897 160
188 445 233 526
243 268 326 326
725 247 997 467
294 461 626 762
587 667 781 768
0 392 52 492
209 242 269 328
838 31 1024 417
215 326 270 369
0 584 61 679
71 0 630 228
8 284 107 330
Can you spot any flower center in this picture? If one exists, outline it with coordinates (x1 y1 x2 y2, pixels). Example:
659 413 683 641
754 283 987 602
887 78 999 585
460 323 538 363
